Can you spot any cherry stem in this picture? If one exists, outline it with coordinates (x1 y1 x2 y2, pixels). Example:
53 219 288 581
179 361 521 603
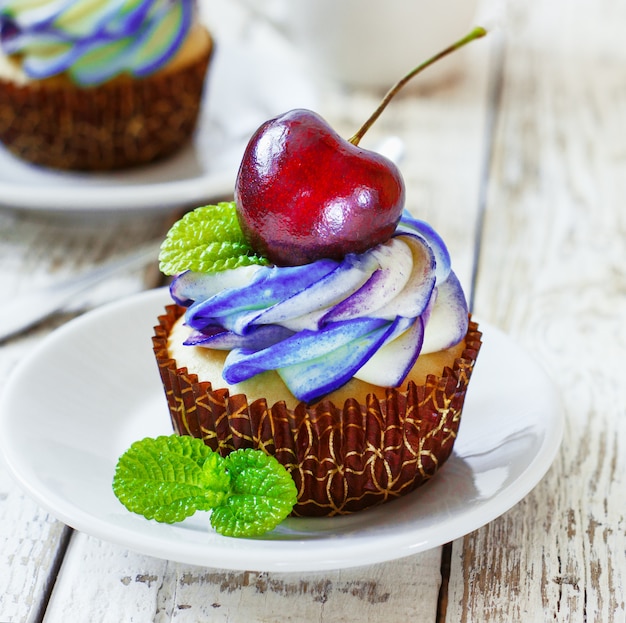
348 26 487 146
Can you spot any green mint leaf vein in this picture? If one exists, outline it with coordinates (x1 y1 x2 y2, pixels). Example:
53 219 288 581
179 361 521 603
159 202 269 275
112 436 297 537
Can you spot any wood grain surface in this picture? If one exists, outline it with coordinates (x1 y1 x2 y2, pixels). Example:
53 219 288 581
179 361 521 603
446 0 626 621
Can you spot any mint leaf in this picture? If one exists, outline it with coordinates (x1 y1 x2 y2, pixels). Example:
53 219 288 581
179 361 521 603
112 436 298 537
159 202 269 275
112 435 230 523
210 449 298 537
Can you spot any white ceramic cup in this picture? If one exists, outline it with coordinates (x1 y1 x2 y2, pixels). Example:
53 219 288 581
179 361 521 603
240 0 481 90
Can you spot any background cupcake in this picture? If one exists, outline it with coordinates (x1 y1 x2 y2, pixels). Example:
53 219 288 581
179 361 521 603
0 0 213 171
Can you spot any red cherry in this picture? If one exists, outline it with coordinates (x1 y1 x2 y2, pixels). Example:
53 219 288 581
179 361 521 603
235 109 405 266
234 27 487 266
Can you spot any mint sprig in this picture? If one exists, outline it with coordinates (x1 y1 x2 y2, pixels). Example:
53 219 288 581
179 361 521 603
112 435 297 537
159 202 269 275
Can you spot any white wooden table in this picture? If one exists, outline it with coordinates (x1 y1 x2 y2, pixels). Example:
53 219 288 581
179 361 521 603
1 0 625 620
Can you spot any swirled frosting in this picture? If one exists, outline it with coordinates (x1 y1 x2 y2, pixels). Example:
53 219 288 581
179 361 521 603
170 213 469 404
0 0 194 86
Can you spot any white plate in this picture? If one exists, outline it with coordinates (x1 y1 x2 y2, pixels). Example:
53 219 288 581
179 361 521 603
0 288 564 572
0 11 317 214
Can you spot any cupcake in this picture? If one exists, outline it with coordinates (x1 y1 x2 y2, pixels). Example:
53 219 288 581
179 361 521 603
0 0 213 171
153 212 481 517
152 103 482 517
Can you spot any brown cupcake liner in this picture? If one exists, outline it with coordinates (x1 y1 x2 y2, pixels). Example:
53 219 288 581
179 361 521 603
0 31 213 171
153 304 482 517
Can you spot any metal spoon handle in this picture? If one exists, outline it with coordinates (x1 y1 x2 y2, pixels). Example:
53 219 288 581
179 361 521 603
0 240 161 342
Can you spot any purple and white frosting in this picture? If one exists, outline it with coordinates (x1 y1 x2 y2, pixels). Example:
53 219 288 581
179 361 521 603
0 0 194 86
170 213 469 404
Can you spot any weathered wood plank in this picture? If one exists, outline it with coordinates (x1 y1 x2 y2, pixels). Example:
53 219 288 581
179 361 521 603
445 0 626 620
44 533 443 623
0 465 71 623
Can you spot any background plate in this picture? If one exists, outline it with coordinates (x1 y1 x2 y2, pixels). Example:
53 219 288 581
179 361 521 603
0 288 564 572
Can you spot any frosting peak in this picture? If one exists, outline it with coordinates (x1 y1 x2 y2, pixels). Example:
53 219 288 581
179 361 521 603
0 0 194 85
